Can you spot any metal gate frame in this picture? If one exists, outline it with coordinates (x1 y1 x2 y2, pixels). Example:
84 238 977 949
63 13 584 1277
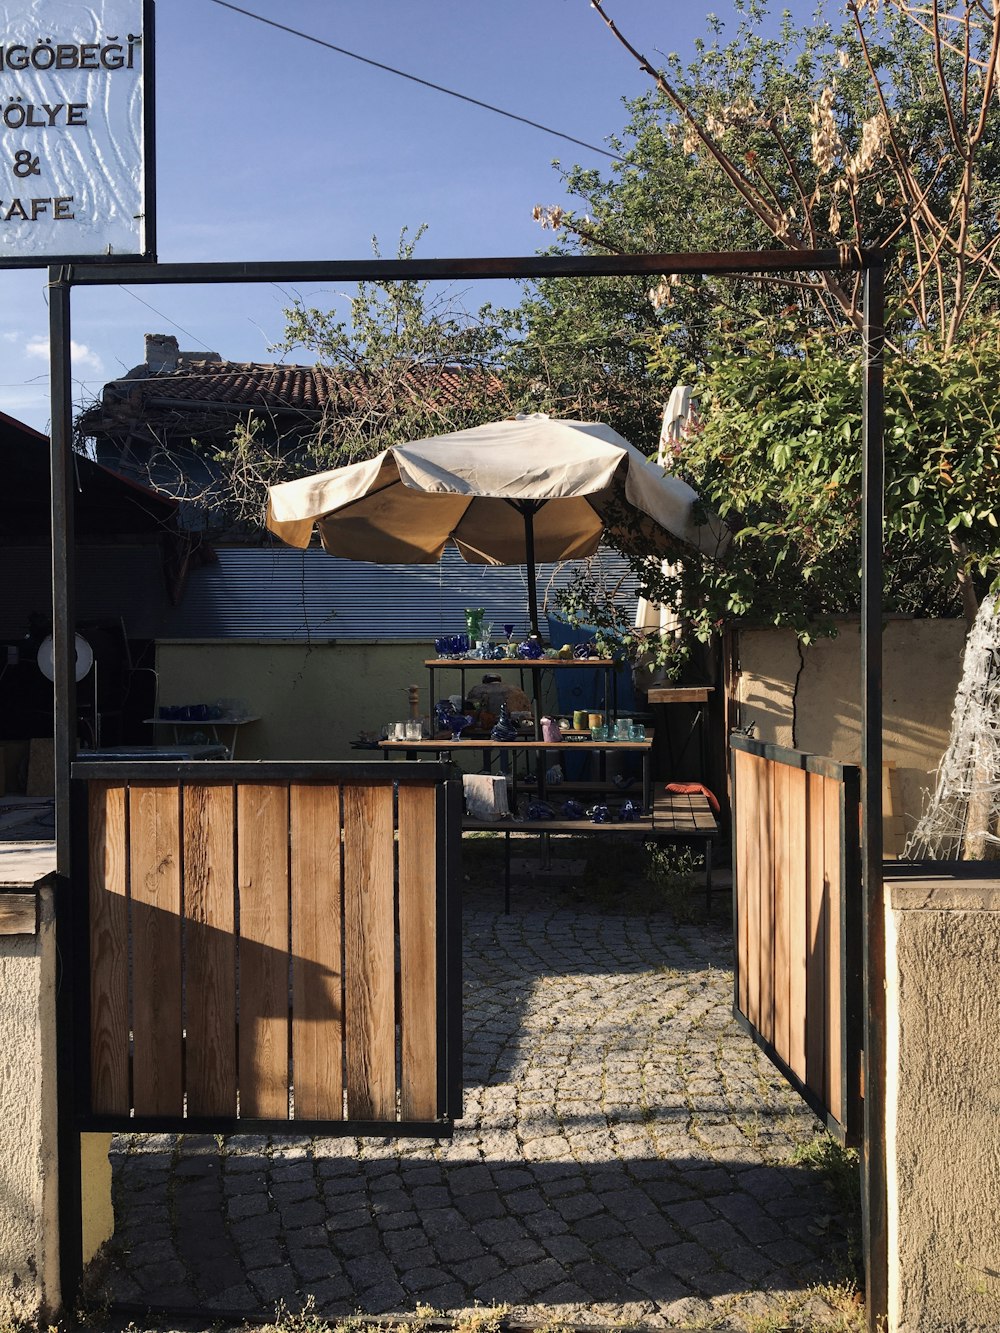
48 247 887 1328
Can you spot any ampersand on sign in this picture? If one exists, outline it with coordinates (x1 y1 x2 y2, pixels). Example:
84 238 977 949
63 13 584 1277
13 150 40 177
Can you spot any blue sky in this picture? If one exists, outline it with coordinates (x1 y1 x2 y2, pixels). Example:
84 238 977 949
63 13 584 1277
0 0 813 432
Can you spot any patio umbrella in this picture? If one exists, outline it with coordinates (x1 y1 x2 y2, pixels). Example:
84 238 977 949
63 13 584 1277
265 413 727 638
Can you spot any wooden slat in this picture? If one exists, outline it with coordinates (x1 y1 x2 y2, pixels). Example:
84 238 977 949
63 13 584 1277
89 781 129 1115
758 757 775 1044
0 892 36 934
786 766 809 1082
773 761 790 1066
652 792 719 834
805 770 827 1099
730 751 746 1007
745 752 763 1027
130 784 183 1116
290 784 343 1121
343 783 396 1121
183 783 237 1117
825 776 844 1124
398 783 439 1120
237 783 290 1120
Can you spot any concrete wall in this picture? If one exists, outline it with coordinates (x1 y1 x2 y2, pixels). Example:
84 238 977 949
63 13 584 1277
154 640 560 764
0 883 59 1323
733 618 968 841
886 879 1000 1331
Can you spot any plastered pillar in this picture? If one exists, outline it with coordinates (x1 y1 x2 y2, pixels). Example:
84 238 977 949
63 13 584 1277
0 881 60 1322
886 876 1000 1331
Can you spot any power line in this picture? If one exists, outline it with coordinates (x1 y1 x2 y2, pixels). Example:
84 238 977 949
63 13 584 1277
207 0 626 166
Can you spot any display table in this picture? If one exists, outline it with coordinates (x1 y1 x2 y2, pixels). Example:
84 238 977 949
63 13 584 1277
425 656 622 737
379 732 653 810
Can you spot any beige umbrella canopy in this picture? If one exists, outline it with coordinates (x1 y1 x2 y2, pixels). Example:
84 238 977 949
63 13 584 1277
266 414 727 637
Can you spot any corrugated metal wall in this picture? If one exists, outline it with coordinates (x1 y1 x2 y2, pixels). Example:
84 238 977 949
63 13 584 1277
157 545 639 642
0 544 640 644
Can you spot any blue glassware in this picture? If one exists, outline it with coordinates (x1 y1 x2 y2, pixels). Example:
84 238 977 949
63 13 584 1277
449 713 473 741
490 702 518 742
619 800 644 822
588 804 610 824
561 799 587 820
517 639 544 660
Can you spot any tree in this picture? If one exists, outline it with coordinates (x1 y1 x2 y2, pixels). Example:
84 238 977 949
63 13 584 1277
520 0 1000 644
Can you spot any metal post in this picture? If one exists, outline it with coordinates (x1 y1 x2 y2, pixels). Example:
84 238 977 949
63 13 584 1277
49 265 84 1306
49 265 77 874
860 259 888 1330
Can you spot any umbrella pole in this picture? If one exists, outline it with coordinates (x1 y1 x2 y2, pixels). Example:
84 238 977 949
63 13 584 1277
516 500 545 640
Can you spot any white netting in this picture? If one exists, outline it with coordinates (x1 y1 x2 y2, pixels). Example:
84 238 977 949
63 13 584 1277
905 595 1000 860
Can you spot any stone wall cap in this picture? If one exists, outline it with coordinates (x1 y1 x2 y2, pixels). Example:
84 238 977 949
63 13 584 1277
886 860 1000 911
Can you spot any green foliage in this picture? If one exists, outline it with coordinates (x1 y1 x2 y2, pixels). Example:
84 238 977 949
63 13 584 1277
672 320 1000 632
518 2 1000 637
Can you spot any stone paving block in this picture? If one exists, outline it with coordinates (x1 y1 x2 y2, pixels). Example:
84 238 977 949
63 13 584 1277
553 1191 604 1221
410 1280 466 1310
471 1272 529 1305
226 1191 270 1219
567 1259 631 1301
205 1283 260 1312
345 1251 398 1288
230 1211 282 1242
353 1278 409 1313
655 1239 715 1279
431 1229 486 1263
454 1190 507 1221
271 1178 317 1206
400 1264 454 1293
393 1245 438 1273
325 1206 371 1233
718 1244 779 1283
710 1191 787 1243
375 1207 419 1233
280 1198 327 1228
330 1224 381 1258
250 1263 301 1302
290 1246 340 1282
270 1159 315 1182
664 1198 716 1231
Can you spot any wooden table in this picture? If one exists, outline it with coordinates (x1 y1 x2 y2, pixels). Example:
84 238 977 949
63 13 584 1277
379 732 654 810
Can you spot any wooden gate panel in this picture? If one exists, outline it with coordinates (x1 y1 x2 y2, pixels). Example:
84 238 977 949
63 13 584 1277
343 783 396 1121
731 736 861 1145
824 773 844 1126
183 783 237 1117
237 783 290 1120
786 766 808 1083
88 780 129 1116
130 784 183 1117
75 761 462 1135
290 783 343 1121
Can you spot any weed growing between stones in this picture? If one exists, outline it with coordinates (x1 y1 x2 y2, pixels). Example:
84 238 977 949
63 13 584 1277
790 1136 864 1283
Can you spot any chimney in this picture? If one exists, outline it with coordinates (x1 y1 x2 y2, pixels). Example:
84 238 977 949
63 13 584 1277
145 333 179 373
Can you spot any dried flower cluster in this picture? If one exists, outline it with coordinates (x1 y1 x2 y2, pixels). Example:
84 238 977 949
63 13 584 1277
810 86 843 175
532 204 566 231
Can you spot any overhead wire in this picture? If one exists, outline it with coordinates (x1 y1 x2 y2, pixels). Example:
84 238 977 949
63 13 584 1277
207 0 627 166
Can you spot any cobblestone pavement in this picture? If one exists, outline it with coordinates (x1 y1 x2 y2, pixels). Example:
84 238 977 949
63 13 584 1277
95 855 860 1330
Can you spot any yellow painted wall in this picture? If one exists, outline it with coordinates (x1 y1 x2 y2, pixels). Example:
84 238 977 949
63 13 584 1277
154 640 561 766
733 618 968 842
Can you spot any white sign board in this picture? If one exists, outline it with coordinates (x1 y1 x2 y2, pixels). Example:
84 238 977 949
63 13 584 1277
0 0 151 264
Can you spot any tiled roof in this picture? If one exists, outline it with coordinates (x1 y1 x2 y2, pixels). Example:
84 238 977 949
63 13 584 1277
91 361 504 418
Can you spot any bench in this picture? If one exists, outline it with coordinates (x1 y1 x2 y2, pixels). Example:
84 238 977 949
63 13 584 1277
464 789 720 913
